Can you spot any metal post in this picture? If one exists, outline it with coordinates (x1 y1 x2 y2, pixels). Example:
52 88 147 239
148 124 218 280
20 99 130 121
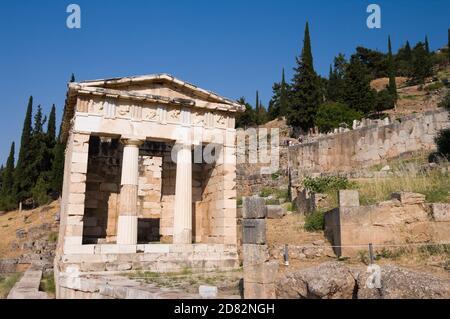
369 243 374 264
284 244 289 266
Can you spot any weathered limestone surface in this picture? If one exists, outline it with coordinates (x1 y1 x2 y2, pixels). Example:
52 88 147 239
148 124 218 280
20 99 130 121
325 191 450 257
55 74 242 298
7 267 48 299
242 219 266 245
431 203 450 222
289 109 450 186
276 262 450 299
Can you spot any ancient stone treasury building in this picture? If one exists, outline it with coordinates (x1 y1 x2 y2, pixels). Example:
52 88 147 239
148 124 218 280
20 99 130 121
55 74 244 298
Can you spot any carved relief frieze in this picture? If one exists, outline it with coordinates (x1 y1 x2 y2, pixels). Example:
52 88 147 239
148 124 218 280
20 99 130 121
193 111 204 126
142 106 158 121
215 114 227 129
168 108 181 123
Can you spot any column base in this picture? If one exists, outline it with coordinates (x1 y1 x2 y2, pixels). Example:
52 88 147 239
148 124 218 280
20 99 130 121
117 215 138 245
173 229 192 244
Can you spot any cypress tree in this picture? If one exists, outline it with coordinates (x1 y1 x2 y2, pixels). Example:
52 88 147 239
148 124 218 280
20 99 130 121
411 41 433 84
425 35 430 54
268 68 290 120
255 91 260 125
14 96 34 202
288 22 322 132
0 142 16 210
47 104 56 145
70 73 76 82
2 142 15 195
448 29 450 64
50 101 70 194
343 55 376 115
279 68 289 118
387 36 398 103
235 97 256 128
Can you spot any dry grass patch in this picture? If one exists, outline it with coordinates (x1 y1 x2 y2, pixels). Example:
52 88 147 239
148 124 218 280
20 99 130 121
356 166 450 205
0 273 23 299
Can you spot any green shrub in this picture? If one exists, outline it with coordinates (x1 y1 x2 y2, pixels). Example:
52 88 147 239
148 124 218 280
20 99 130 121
284 201 297 212
259 187 273 198
0 273 22 298
31 175 51 207
315 102 363 133
424 82 444 92
39 272 55 295
275 188 289 200
418 244 450 257
265 198 280 205
271 171 281 180
304 210 325 232
303 176 352 194
48 232 58 243
236 197 243 208
375 89 395 112
375 247 410 260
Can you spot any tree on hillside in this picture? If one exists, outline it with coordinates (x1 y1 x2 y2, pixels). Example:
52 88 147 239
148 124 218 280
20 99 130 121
288 22 322 133
387 36 398 104
326 53 347 102
411 41 433 84
70 73 76 83
268 68 290 120
448 28 450 64
235 97 256 128
13 96 34 202
425 35 430 54
355 46 388 79
396 41 413 77
343 55 376 115
47 104 56 146
255 91 260 125
315 102 362 133
0 142 16 210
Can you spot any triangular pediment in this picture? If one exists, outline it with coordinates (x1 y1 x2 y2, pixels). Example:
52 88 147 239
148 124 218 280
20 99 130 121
76 74 242 110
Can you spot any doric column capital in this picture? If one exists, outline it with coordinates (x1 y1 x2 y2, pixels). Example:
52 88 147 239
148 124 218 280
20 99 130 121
121 138 145 147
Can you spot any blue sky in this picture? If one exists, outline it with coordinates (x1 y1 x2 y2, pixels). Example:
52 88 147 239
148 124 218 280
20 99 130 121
0 0 449 163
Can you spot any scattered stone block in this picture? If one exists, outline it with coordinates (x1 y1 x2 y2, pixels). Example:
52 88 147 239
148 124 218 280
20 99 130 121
242 196 267 219
16 229 27 239
242 219 266 244
338 190 360 207
266 205 286 219
432 203 450 222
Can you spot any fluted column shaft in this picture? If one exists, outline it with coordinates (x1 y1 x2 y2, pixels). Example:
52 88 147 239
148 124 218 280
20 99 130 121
117 139 143 245
173 143 192 244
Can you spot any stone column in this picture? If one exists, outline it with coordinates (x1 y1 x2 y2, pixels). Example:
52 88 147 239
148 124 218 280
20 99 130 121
173 143 192 244
117 139 143 245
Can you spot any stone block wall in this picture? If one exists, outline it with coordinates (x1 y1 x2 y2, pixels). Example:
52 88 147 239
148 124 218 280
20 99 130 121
325 190 450 257
289 109 449 185
199 147 237 245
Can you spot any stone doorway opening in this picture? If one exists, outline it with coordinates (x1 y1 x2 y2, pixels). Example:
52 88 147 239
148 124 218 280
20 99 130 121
81 136 171 244
80 136 224 245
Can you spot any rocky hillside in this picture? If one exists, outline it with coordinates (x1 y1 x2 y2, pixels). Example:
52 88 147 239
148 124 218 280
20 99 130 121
0 201 59 274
